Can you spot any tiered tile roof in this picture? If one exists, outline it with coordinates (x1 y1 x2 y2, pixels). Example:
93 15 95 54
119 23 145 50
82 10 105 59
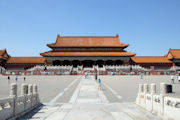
40 51 136 57
47 34 129 48
0 49 10 60
41 34 135 57
7 57 45 64
166 49 180 59
131 56 172 63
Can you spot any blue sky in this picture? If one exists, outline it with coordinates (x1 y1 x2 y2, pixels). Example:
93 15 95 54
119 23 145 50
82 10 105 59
0 0 179 56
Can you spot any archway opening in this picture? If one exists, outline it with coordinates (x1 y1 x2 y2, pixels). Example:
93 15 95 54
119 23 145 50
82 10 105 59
53 60 61 66
63 60 70 66
106 60 113 66
115 60 123 65
82 60 93 67
72 60 80 67
96 60 104 67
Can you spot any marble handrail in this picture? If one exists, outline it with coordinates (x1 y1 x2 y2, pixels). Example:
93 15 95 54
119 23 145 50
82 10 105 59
136 83 180 120
0 83 40 120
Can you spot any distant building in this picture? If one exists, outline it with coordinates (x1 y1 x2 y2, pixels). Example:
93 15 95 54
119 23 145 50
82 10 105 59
0 49 10 66
5 57 45 70
40 34 136 67
165 49 180 66
0 34 179 70
131 49 180 70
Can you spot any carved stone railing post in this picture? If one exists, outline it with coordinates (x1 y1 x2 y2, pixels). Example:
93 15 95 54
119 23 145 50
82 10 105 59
151 83 156 94
28 84 33 94
33 84 39 104
160 83 167 95
160 82 166 115
33 84 38 94
144 84 148 94
10 83 17 116
144 84 148 108
10 83 17 97
136 84 143 105
21 84 28 95
139 84 143 93
28 84 33 107
21 84 28 111
150 83 156 111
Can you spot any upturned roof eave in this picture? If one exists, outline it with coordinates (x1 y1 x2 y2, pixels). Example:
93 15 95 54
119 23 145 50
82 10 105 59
47 44 129 48
40 53 136 57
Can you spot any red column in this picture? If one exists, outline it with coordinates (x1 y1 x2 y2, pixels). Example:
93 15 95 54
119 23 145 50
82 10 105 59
80 61 82 66
45 60 48 66
61 61 63 66
172 63 175 67
123 60 129 65
70 61 72 66
47 60 53 65
104 61 106 65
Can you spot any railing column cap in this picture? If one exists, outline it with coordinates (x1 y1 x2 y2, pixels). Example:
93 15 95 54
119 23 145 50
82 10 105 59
10 83 17 97
21 83 28 95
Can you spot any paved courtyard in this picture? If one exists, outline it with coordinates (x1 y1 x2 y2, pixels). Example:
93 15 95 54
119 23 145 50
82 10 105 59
0 75 179 119
0 75 79 102
100 75 180 102
0 75 180 103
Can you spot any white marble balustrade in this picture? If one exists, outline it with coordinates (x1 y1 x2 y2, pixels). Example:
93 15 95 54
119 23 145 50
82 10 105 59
136 83 180 120
0 83 40 120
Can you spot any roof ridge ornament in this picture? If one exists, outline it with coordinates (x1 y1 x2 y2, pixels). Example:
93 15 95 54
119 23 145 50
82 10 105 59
57 34 60 38
56 34 60 43
116 34 119 38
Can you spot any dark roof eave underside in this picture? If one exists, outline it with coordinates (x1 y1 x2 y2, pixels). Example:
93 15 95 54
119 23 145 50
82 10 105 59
6 63 45 64
47 45 129 48
42 55 134 57
135 62 172 64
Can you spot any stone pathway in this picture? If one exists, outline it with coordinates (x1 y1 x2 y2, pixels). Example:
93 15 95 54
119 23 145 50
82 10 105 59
19 76 162 120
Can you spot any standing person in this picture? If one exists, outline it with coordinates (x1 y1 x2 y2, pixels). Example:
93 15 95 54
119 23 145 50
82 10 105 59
15 75 18 82
95 73 98 81
140 72 143 79
24 76 26 82
178 74 180 83
97 78 102 90
7 76 10 83
171 75 174 84
85 72 87 78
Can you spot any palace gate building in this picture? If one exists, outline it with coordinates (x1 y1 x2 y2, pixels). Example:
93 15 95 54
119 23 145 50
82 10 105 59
40 34 136 67
0 34 179 71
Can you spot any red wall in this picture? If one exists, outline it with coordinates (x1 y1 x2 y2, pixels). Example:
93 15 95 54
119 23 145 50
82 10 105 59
5 63 44 69
139 63 172 69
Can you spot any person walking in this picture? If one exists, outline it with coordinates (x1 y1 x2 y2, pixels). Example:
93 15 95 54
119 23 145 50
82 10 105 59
140 72 144 79
171 75 174 84
7 76 10 83
95 73 98 81
15 75 18 82
97 78 102 90
24 76 26 82
178 74 180 83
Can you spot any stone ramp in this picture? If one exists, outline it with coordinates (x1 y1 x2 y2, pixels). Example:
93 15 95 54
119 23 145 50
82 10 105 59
18 76 162 120
19 103 161 120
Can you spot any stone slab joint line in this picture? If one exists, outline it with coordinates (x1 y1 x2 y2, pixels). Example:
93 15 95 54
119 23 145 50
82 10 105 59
69 77 84 103
103 81 126 102
49 76 82 104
